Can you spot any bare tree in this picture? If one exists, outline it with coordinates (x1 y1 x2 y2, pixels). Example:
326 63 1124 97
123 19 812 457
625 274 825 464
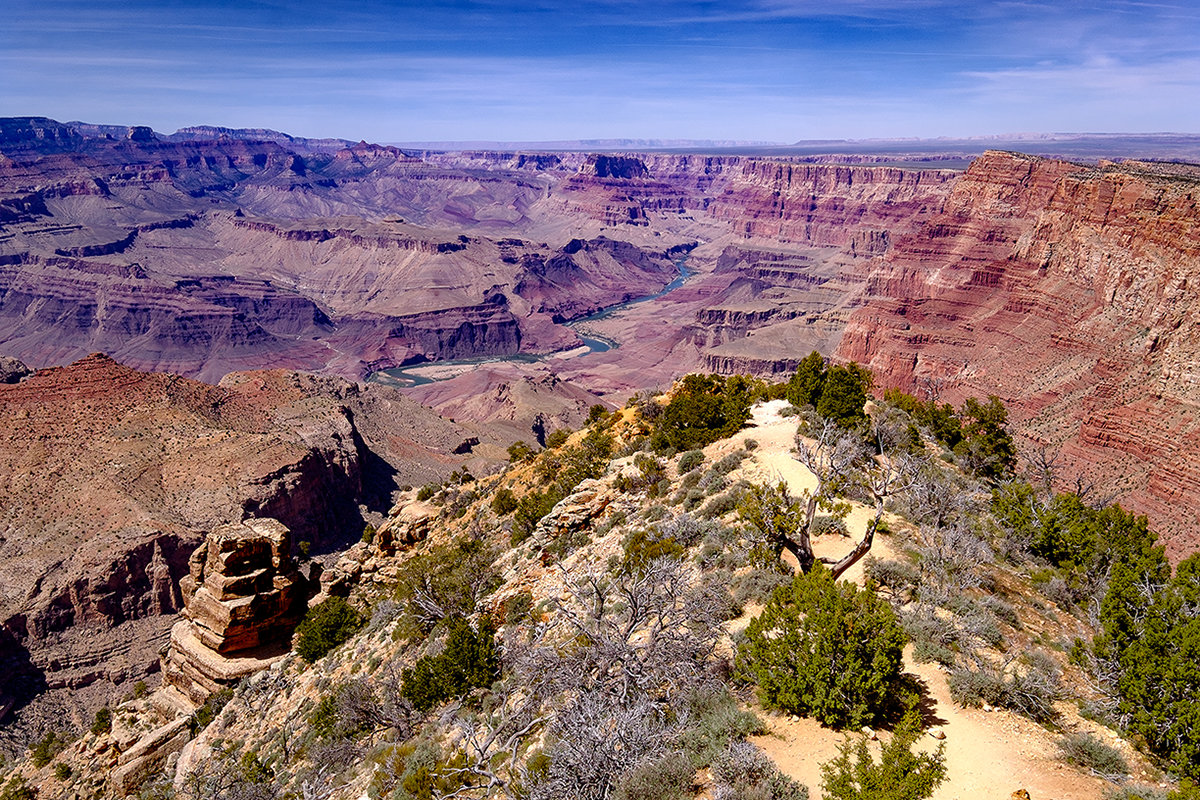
529 692 681 800
551 557 723 703
740 417 920 579
432 556 722 799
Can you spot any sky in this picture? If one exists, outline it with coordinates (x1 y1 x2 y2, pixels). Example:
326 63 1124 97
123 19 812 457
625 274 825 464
3 0 1199 143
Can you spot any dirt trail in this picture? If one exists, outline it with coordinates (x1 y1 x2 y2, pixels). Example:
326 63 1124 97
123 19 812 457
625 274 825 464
720 400 1110 800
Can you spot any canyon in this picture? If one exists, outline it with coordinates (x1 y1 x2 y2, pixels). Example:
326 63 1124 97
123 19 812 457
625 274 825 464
0 351 486 750
2 116 1200 748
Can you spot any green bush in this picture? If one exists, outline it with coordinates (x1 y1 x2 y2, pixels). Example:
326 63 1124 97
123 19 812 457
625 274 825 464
953 396 1015 479
491 487 519 516
30 731 70 768
820 711 946 800
651 374 754 452
1097 552 1200 780
786 351 827 409
512 489 559 544
677 449 705 473
191 687 234 732
401 617 499 712
0 776 36 800
52 763 71 782
815 363 872 429
392 537 500 637
736 566 906 728
1058 732 1128 778
295 596 365 663
416 483 438 502
611 753 694 800
621 529 685 575
507 440 535 462
90 707 112 736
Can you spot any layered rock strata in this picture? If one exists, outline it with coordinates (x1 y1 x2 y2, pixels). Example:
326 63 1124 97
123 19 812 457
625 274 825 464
837 151 1200 558
161 518 306 708
0 354 480 742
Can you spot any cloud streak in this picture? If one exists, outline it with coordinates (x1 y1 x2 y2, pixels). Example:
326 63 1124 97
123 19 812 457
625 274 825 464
2 0 1197 140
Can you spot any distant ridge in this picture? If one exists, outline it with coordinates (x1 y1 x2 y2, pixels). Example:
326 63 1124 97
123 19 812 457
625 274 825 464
389 137 786 151
394 132 1200 162
168 125 352 151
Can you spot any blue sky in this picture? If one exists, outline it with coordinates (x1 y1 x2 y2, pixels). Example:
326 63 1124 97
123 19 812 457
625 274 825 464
3 0 1199 142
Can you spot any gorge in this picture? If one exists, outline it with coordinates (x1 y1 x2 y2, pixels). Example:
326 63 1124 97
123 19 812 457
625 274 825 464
2 117 1200 768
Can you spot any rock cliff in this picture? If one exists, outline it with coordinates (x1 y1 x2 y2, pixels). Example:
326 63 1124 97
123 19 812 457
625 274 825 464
837 151 1200 558
0 354 482 748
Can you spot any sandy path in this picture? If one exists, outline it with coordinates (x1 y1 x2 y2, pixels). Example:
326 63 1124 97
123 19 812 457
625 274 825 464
751 649 1108 800
720 401 1110 800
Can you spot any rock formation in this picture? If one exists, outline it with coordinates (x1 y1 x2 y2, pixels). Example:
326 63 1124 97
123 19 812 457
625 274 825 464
160 518 307 708
0 354 485 748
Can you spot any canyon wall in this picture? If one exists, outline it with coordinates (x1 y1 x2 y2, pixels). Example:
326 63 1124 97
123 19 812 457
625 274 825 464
0 354 479 741
838 151 1200 558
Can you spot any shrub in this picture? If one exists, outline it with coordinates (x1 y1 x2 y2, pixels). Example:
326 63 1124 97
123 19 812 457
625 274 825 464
948 654 1060 723
736 566 907 728
544 428 570 448
295 596 365 663
712 740 809 800
820 711 946 800
416 483 438 502
1103 787 1170 800
401 617 499 711
361 523 376 544
622 529 685 575
611 752 694 800
0 776 36 800
979 595 1020 627
678 688 765 766
91 707 112 736
699 488 745 520
30 730 70 768
681 450 705 474
1058 732 1128 779
512 489 559 543
501 590 534 625
732 569 793 606
507 440 535 462
53 763 71 782
865 558 920 597
491 487 519 516
947 667 1006 708
392 537 500 636
191 687 234 732
308 679 379 741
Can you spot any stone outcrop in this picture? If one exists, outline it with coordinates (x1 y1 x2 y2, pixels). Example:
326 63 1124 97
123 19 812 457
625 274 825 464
0 354 29 382
0 354 482 741
161 519 307 708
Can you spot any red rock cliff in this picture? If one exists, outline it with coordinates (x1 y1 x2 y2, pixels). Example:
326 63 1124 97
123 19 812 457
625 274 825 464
838 151 1200 559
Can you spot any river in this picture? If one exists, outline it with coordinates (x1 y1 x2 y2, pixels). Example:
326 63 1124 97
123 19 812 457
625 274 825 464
369 253 692 388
